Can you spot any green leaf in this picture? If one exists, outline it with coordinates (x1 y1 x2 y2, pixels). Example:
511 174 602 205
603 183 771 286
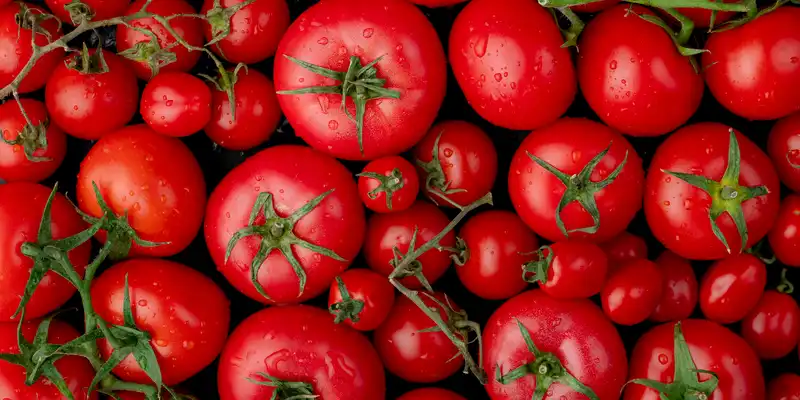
133 340 163 391
89 348 130 394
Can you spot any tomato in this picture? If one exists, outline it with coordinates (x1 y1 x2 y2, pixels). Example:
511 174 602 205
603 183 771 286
702 7 800 120
327 268 394 331
45 49 138 141
398 388 465 400
45 0 127 25
768 373 800 400
675 0 736 28
599 231 647 272
527 241 608 300
601 259 663 326
455 210 538 300
509 118 644 243
364 200 454 289
449 0 575 130
625 319 764 400
201 0 289 64
767 112 800 192
116 0 203 80
649 251 698 323
408 0 467 7
218 305 385 400
0 99 65 183
571 0 618 13
412 120 497 208
0 2 64 93
205 145 365 304
484 289 627 400
645 123 780 260
357 156 420 213
274 0 446 161
770 195 800 267
77 125 207 258
92 258 230 386
140 71 211 137
0 183 90 321
699 253 766 324
741 290 800 360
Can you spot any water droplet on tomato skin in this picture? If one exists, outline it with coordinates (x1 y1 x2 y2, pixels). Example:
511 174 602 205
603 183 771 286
443 148 454 157
362 28 374 38
317 37 328 45
658 354 669 364
328 120 338 130
493 73 502 82
138 299 148 307
473 34 488 58
155 339 168 347
663 201 670 206
609 60 618 70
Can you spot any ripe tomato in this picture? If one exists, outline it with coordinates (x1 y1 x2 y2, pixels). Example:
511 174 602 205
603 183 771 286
702 7 800 120
0 2 64 93
0 99 65 183
0 183 90 321
140 71 211 137
398 388 465 400
412 120 497 208
645 123 780 260
357 156 419 213
116 0 203 80
767 112 800 192
201 0 289 64
364 200 454 289
484 290 627 399
218 305 385 400
455 210 538 300
768 373 800 400
509 118 644 243
601 259 663 326
45 49 138 141
571 0 618 13
649 251 698 323
409 0 467 7
674 0 736 28
274 0 446 160
327 268 394 331
527 241 608 300
205 145 365 304
770 195 800 267
600 231 647 272
741 290 800 360
45 0 128 25
92 258 230 386
77 125 207 257
449 0 575 130
699 253 766 324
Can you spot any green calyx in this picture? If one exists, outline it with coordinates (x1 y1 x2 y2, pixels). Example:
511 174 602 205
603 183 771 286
328 276 365 324
64 0 95 25
200 63 247 122
356 168 405 211
388 227 435 292
416 130 467 208
117 34 177 79
777 269 794 294
521 245 554 284
204 0 256 48
247 373 318 400
448 237 469 266
66 43 109 74
15 2 61 40
277 54 402 156
0 116 52 163
712 0 787 32
550 7 585 48
662 129 769 254
418 293 484 372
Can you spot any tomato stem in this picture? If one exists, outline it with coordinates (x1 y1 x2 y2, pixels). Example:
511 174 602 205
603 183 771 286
538 0 749 12
328 277 365 324
521 245 554 284
777 269 795 294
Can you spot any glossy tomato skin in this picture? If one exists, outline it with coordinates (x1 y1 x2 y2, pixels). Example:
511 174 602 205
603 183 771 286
364 200 454 288
703 7 800 120
674 0 736 28
0 2 64 93
645 123 780 260
218 305 385 400
699 254 766 324
205 145 365 304
46 0 127 24
201 0 289 64
140 71 211 137
741 290 800 360
0 183 90 321
327 268 394 331
275 0 446 160
625 319 765 400
768 373 800 400
649 251 698 322
46 50 138 140
398 388 466 400
357 156 419 213
770 195 800 267
600 231 648 272
0 99 66 183
539 241 608 300
92 259 230 386
449 0 575 130
579 5 702 136
509 118 644 243
456 210 538 300
77 125 206 257
601 259 663 326
767 113 800 192
571 0 618 13
484 290 627 400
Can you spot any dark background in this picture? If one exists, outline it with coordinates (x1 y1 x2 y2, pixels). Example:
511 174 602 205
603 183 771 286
31 0 800 398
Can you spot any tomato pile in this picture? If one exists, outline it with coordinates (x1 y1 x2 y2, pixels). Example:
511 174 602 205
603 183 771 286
0 0 799 398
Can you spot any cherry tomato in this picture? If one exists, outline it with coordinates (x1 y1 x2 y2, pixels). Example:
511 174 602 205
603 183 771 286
46 0 128 25
601 259 663 326
140 71 211 137
741 290 800 360
675 0 736 28
201 0 289 64
768 373 800 400
649 251 698 323
0 99 65 183
600 231 648 272
357 156 420 213
699 253 767 324
571 0 618 13
398 388 465 400
0 2 64 93
530 241 608 300
327 268 395 331
770 194 800 267
767 112 800 192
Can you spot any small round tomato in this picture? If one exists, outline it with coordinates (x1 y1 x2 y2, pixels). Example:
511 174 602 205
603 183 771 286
571 0 619 13
674 0 736 28
0 99 65 183
398 388 465 400
768 373 800 400
412 120 497 208
768 113 800 192
600 231 648 272
201 0 289 64
357 156 419 213
0 2 64 93
92 258 230 386
327 268 394 331
649 251 698 323
140 71 211 137
770 194 800 267
456 210 539 300
741 290 800 360
527 241 608 300
601 259 663 326
45 0 128 25
699 253 766 324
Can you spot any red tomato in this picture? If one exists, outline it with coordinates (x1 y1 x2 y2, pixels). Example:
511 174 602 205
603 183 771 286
674 0 736 28
770 194 800 267
357 156 420 213
45 0 128 25
509 118 644 243
456 210 538 300
327 268 394 331
412 120 497 208
645 123 780 260
767 113 800 192
699 253 767 324
0 183 90 321
650 251 698 323
205 145 365 304
601 259 663 326
140 71 211 137
484 290 627 400
578 5 703 136
741 290 800 360
46 49 138 140
274 0 446 160
77 125 207 257
528 241 608 300
600 231 648 272
364 200 454 289
571 0 618 13
92 258 230 386
218 305 385 400
408 0 467 7
768 373 800 400
201 0 289 64
449 0 575 130
398 388 465 400
116 0 203 80
702 7 800 120
0 2 64 93
0 99 65 183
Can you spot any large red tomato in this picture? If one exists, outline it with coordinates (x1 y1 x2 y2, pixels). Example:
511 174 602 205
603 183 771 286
201 0 289 64
0 99 66 183
770 194 800 267
0 2 64 93
767 112 800 192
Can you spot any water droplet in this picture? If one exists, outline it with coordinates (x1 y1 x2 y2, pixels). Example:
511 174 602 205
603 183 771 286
609 60 618 70
165 100 173 106
328 120 338 130
396 44 403 51
473 34 488 58
665 176 671 183
317 37 329 45
683 199 693 210
182 341 195 350
494 73 502 82
443 148 454 157
155 339 168 347
791 56 799 64
663 201 671 206
362 28 374 38
510 82 517 89
571 150 581 163
621 79 627 85
658 354 669 364
138 299 148 307
132 202 141 211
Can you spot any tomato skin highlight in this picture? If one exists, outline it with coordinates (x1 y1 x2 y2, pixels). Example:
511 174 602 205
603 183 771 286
600 231 648 272
0 2 64 93
0 99 66 183
201 0 290 64
699 253 767 324
770 194 800 267
141 72 212 137
398 388 466 400
768 373 800 400
601 259 663 326
539 241 609 300
357 156 419 213
649 251 698 323
327 268 395 331
768 113 800 193
741 290 800 360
